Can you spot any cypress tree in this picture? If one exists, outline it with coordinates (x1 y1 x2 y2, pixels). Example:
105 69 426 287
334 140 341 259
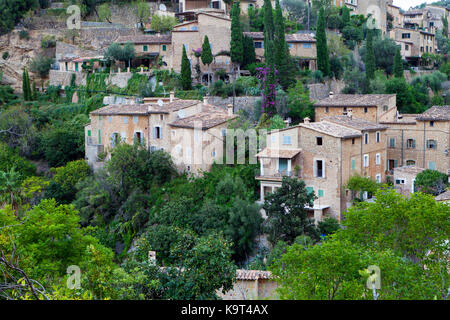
393 47 404 78
342 6 350 27
316 7 330 77
263 0 275 67
274 0 295 89
201 35 213 85
230 1 244 76
365 29 376 81
242 35 256 68
22 69 31 101
181 45 192 90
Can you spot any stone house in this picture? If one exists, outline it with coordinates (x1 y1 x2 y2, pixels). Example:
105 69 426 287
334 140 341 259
243 31 317 70
218 269 278 300
85 94 236 175
403 5 449 30
380 106 450 174
116 34 173 69
314 93 398 124
389 27 436 65
435 190 450 203
256 115 388 222
178 0 227 15
387 3 403 29
393 165 425 196
170 12 234 83
57 56 104 73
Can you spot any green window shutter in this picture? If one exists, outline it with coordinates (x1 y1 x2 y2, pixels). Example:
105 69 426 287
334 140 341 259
162 45 166 51
318 189 324 197
390 138 395 148
98 130 101 144
412 139 416 148
394 160 398 168
306 187 314 194
351 159 355 170
143 45 148 52
88 130 91 137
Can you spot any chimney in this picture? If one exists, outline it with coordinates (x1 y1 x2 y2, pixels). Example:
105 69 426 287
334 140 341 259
203 95 208 105
329 91 334 99
197 101 203 113
169 91 175 102
304 117 310 124
347 109 353 119
227 104 233 117
284 120 290 127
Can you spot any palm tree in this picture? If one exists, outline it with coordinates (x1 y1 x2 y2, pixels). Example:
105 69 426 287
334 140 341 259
0 168 22 212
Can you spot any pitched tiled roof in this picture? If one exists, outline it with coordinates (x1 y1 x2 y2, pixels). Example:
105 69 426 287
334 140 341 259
300 122 362 138
323 116 388 131
256 148 302 159
243 32 316 43
169 104 236 130
236 269 273 281
90 100 200 116
116 34 172 44
416 106 450 121
435 190 450 202
314 94 395 107
394 166 425 175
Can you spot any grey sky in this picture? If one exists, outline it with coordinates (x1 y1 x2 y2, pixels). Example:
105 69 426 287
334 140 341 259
392 0 436 10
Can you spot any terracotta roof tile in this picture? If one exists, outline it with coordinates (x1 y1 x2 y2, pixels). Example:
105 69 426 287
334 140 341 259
90 100 200 116
314 94 395 107
435 190 450 201
116 34 172 44
236 269 273 280
256 148 301 159
300 122 362 138
243 32 316 42
169 104 236 130
416 106 450 121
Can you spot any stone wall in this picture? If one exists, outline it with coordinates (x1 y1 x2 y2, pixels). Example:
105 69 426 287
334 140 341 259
308 80 345 101
49 70 133 88
207 96 260 113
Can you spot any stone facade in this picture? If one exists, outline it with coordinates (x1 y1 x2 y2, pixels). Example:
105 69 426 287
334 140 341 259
218 270 278 300
256 116 388 222
389 27 436 62
85 95 235 175
393 166 425 196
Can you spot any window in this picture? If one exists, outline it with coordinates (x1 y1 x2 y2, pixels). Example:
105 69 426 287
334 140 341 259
87 130 91 137
98 130 101 144
278 158 288 173
162 45 167 51
383 105 389 111
376 174 381 183
306 187 314 194
133 116 138 124
364 133 369 144
402 33 411 39
316 137 323 145
318 189 324 197
153 126 162 139
428 161 436 170
376 153 381 165
396 179 405 184
376 131 380 143
123 116 128 124
160 114 164 121
426 139 437 149
191 26 198 31
364 107 368 113
282 135 292 145
288 43 293 49
389 138 395 148
221 129 226 137
406 139 416 149
303 43 312 48
143 45 148 52
109 116 112 123
352 138 355 145
406 160 416 166
134 132 143 145
212 149 216 157
111 132 120 147
325 107 329 113
254 41 264 48
363 154 369 167
315 160 324 178
352 159 355 170
430 121 434 127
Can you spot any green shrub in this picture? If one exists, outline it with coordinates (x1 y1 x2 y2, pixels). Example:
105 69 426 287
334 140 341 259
41 35 56 48
19 30 30 40
29 55 54 78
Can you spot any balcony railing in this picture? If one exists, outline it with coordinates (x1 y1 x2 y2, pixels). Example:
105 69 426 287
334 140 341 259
257 170 301 179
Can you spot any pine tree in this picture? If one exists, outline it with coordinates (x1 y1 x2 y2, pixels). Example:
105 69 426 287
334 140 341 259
393 47 404 78
181 45 192 90
242 35 256 68
201 35 213 85
316 7 330 77
365 29 376 81
22 69 31 101
230 1 243 78
274 0 295 89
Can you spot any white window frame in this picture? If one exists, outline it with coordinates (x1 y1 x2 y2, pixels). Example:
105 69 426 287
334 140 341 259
376 174 381 183
363 154 369 167
376 153 381 165
282 135 292 145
